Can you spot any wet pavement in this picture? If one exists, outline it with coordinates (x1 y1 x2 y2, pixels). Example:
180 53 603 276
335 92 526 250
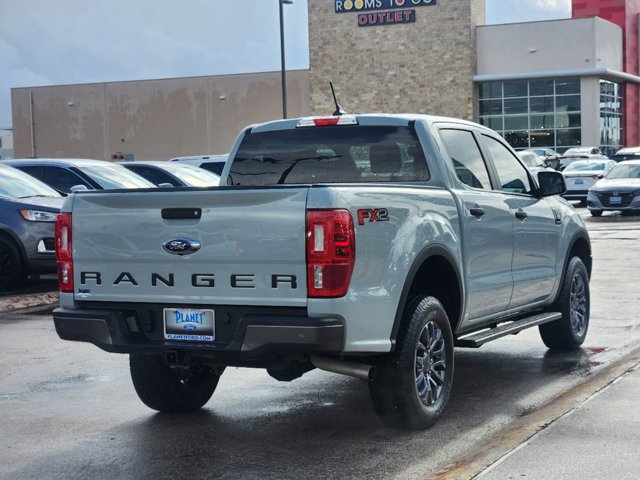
1 209 639 479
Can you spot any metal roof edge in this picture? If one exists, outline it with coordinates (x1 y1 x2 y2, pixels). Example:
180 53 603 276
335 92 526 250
473 68 640 84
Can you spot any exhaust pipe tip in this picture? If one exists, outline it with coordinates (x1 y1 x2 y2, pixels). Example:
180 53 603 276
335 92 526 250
310 354 376 382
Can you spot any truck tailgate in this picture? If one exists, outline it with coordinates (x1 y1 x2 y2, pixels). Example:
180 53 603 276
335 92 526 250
70 187 308 307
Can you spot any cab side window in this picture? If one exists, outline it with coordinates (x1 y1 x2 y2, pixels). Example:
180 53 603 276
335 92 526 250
482 135 532 194
440 129 492 190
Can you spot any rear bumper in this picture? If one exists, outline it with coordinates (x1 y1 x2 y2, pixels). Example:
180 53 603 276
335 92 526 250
562 190 588 201
53 305 345 362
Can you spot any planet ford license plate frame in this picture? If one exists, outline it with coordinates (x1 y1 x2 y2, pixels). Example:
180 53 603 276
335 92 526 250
164 308 215 342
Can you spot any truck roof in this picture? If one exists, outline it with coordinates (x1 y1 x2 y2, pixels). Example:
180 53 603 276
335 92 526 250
247 113 492 134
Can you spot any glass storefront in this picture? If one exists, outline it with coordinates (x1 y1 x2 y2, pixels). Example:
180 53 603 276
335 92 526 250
478 77 582 153
478 77 623 155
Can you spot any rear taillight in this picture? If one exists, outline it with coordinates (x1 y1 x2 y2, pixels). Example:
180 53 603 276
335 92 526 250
306 209 355 298
55 213 73 293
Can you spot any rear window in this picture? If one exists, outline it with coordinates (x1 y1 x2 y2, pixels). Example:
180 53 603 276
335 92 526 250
227 125 429 186
563 161 606 172
82 165 156 189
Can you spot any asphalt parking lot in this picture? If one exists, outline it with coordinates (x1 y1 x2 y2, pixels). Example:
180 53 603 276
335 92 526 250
1 205 639 480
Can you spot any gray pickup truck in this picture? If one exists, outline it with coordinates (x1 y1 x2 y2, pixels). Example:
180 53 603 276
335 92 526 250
53 114 591 430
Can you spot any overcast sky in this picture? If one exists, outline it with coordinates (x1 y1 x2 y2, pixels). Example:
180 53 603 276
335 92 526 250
0 0 572 131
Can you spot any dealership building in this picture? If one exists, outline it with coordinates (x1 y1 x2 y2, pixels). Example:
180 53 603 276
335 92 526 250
10 0 640 159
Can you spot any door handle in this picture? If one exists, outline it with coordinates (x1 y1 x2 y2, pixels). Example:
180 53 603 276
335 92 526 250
470 207 485 218
161 208 202 220
515 209 528 220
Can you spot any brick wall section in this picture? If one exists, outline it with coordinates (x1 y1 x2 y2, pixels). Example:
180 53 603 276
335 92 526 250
573 0 640 146
308 0 485 120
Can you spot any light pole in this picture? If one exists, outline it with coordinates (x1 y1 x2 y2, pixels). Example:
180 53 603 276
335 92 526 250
279 0 293 119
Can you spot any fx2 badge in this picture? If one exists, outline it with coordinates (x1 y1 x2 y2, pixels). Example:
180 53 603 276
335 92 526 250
357 208 389 225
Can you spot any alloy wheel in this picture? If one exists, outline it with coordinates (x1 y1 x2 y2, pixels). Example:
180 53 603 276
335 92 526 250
570 273 587 335
415 320 447 406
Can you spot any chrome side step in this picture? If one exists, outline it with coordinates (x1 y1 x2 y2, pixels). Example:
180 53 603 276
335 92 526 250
456 312 562 348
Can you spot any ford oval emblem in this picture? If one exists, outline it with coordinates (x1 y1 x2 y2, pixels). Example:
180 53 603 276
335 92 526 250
183 324 197 331
162 237 201 256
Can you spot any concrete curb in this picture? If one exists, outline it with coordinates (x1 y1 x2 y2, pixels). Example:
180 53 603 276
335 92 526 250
0 291 59 316
430 343 640 479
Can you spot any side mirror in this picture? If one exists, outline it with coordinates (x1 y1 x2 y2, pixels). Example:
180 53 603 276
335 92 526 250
69 184 89 193
537 171 566 197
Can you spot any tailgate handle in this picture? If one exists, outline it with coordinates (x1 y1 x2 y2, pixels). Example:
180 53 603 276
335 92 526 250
162 208 202 220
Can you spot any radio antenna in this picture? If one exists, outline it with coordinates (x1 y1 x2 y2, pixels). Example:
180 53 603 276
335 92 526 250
330 82 347 116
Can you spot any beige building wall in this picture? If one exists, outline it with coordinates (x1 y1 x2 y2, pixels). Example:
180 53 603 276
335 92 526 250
477 17 623 76
580 77 602 148
308 0 485 120
11 70 310 160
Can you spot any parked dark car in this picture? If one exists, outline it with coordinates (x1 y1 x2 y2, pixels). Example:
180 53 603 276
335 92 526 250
2 158 155 194
122 161 220 187
0 164 64 290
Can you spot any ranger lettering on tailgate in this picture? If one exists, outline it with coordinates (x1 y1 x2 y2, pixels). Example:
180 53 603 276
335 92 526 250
79 272 298 289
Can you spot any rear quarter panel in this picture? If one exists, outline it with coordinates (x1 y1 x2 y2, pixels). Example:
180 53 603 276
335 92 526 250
307 185 461 352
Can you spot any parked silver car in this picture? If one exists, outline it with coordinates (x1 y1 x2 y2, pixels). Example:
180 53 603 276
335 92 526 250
517 151 554 175
520 148 560 170
122 161 220 187
558 152 609 171
562 159 616 204
0 164 63 289
587 160 640 216
2 158 155 193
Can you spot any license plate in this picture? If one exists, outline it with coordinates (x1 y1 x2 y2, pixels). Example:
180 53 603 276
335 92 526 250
164 308 215 342
610 196 622 204
574 179 584 185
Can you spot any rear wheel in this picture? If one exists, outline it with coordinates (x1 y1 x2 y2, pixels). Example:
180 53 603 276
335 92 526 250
369 296 454 430
540 257 589 350
0 237 25 291
130 354 222 413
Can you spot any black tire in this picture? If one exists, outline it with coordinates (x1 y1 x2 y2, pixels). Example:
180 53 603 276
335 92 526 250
0 236 25 291
539 257 590 351
129 354 222 413
369 296 454 430
589 210 603 217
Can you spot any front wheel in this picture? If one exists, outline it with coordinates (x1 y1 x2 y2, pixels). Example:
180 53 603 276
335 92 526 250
369 296 454 430
130 354 222 413
0 237 25 291
539 256 590 350
589 209 603 217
